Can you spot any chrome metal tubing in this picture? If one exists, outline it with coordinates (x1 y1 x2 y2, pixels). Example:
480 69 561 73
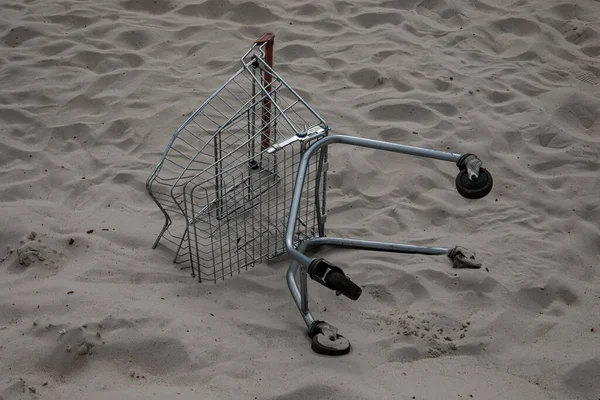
286 236 451 328
285 134 462 268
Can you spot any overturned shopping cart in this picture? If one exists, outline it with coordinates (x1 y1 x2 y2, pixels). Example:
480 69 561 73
146 33 493 355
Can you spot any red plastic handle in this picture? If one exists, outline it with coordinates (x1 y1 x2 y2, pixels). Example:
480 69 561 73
255 32 275 45
255 33 275 150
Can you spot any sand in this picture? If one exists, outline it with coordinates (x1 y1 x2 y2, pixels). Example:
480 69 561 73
1 0 600 398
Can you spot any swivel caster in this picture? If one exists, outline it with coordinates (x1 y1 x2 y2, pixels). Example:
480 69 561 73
455 154 493 199
309 321 351 356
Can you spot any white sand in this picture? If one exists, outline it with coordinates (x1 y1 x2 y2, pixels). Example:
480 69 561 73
1 0 600 398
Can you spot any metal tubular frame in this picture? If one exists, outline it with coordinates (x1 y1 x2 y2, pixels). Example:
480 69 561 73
284 135 463 330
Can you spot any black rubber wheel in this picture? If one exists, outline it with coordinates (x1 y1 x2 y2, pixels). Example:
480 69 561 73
455 167 493 199
311 332 351 356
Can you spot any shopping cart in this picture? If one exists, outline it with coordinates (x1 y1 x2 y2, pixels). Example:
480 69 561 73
146 33 493 355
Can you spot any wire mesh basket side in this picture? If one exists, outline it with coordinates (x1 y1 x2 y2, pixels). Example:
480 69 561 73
147 38 329 281
180 54 328 281
146 65 255 271
187 142 327 282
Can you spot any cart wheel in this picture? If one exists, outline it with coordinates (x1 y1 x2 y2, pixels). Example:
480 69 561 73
311 332 351 356
455 167 493 199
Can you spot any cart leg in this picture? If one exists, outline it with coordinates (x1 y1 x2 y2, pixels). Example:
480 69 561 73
279 134 491 355
287 243 352 356
286 236 455 355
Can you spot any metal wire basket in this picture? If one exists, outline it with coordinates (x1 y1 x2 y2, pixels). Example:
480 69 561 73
146 33 328 282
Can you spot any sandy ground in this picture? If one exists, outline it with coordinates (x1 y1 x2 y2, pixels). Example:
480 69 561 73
1 0 600 399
